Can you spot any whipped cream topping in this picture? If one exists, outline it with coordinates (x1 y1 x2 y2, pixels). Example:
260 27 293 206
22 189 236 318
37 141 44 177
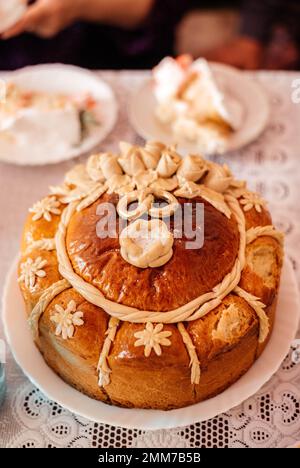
0 106 82 162
190 58 237 128
0 82 100 162
153 56 187 102
152 55 240 153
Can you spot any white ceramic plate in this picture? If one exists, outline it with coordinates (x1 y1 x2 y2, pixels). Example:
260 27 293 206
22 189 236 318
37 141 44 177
0 64 118 165
129 63 269 155
2 258 299 430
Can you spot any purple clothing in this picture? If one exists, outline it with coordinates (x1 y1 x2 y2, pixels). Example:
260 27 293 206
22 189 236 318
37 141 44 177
0 1 188 70
241 0 300 43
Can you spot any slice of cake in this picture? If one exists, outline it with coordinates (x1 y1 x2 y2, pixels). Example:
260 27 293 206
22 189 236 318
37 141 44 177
153 55 239 153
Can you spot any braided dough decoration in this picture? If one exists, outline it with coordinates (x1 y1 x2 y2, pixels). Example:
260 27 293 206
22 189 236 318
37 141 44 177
178 322 201 384
246 225 284 246
97 317 120 387
28 279 71 344
234 286 269 343
25 238 56 255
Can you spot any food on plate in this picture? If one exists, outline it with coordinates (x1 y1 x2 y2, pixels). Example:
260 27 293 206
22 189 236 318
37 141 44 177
0 82 100 161
18 140 284 410
153 55 240 153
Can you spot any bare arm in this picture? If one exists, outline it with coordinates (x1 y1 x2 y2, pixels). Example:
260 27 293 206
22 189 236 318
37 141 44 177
2 0 155 39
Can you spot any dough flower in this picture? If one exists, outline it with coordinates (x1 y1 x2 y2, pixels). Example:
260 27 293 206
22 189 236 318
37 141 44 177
120 218 174 268
50 300 84 340
134 323 172 357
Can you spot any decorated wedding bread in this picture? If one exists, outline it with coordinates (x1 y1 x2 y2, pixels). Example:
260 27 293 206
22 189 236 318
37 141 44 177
18 141 283 410
153 55 240 154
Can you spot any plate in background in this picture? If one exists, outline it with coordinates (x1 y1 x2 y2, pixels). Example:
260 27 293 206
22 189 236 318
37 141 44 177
0 64 118 165
129 63 269 156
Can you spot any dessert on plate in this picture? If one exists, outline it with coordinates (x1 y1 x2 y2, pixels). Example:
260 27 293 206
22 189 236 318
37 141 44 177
18 140 283 410
153 55 240 154
0 82 99 160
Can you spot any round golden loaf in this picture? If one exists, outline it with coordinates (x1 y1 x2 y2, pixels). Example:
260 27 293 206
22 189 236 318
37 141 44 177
18 141 283 410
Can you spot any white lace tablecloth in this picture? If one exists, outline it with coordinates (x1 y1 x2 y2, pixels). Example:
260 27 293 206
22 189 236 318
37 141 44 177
0 70 299 448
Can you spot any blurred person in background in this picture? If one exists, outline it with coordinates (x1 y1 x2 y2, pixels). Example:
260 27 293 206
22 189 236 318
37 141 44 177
207 0 300 69
0 0 188 69
1 0 298 72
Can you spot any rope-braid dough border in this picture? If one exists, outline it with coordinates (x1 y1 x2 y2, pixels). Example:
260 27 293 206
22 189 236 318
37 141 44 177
97 317 120 387
234 286 269 343
77 183 107 212
178 322 201 384
55 196 246 324
246 225 284 246
28 279 71 344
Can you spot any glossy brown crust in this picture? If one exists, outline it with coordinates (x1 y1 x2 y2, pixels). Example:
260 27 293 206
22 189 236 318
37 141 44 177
19 206 64 313
243 204 272 230
19 195 283 410
37 291 278 409
66 193 240 311
18 250 61 314
38 288 109 402
240 237 282 306
21 206 63 252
